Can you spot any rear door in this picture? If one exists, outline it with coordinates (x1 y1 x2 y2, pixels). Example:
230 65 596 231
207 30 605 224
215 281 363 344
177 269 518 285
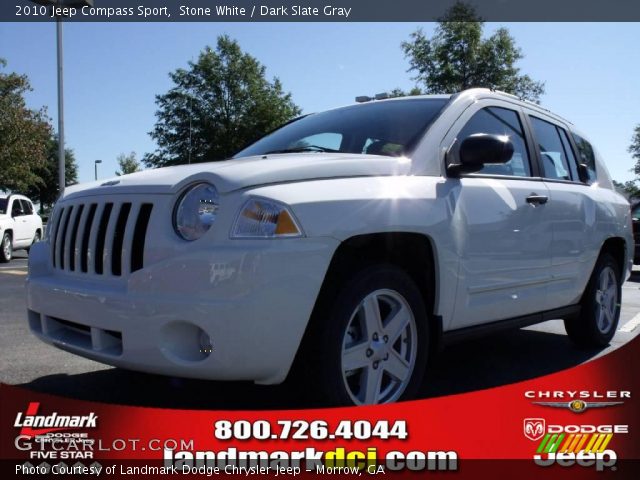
525 113 595 309
19 199 39 241
444 99 554 329
10 198 30 244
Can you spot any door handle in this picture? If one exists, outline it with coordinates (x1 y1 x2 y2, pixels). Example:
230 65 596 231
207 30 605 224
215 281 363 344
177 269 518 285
526 194 548 205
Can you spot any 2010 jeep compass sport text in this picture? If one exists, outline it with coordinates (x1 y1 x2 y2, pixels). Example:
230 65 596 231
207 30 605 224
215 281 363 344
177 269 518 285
26 89 633 406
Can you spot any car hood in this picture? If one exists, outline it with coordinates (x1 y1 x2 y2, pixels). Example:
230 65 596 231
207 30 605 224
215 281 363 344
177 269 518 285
62 153 412 199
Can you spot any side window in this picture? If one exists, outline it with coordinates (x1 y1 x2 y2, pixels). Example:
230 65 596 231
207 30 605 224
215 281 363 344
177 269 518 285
558 128 580 181
20 200 33 215
572 133 597 184
11 200 24 217
529 116 572 181
458 107 531 177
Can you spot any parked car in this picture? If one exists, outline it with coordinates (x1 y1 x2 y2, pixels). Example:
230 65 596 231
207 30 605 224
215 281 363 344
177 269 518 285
631 201 640 264
0 194 43 262
26 89 633 405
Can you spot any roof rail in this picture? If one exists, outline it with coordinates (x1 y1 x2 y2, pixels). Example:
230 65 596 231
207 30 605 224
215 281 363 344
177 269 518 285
467 88 574 126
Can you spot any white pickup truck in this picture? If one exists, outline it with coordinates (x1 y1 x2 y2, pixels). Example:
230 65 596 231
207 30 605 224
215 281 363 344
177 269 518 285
0 194 43 262
26 89 633 405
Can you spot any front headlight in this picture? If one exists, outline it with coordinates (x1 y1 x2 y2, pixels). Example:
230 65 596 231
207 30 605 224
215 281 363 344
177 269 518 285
174 182 219 241
231 198 303 238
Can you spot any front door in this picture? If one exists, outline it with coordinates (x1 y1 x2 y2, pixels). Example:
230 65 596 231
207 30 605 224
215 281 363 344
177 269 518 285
444 101 554 329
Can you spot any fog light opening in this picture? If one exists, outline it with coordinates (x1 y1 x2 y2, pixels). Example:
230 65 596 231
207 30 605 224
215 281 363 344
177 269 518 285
159 322 213 362
199 330 213 354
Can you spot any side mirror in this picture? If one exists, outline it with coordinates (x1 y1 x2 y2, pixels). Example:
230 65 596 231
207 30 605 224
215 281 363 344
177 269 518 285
448 133 514 175
577 163 590 183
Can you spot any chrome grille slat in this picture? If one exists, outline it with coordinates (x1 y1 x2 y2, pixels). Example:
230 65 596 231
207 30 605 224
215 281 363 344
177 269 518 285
49 199 153 278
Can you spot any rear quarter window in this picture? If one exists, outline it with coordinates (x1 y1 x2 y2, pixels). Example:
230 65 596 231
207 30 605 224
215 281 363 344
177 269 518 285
572 133 597 184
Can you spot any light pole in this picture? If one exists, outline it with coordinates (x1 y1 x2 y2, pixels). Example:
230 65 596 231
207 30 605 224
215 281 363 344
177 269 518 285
94 160 102 181
31 0 94 197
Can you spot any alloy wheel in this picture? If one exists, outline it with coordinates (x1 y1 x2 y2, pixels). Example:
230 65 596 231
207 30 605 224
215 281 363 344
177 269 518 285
594 266 618 334
341 289 418 405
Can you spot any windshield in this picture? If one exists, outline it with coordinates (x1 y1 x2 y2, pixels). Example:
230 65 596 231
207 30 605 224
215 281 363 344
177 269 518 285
0 198 7 215
235 98 448 159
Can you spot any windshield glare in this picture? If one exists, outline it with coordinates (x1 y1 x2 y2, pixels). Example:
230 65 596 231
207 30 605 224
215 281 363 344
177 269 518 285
235 98 448 159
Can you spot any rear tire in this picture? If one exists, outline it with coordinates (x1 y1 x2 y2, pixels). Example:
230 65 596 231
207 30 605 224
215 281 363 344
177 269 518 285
0 232 12 263
302 264 429 406
565 253 621 347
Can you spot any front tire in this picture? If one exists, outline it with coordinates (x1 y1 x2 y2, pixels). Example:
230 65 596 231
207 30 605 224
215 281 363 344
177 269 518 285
0 232 12 263
304 265 429 406
565 253 621 347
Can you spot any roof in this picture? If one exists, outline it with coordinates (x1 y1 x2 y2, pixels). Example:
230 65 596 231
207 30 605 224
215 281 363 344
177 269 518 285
355 88 573 127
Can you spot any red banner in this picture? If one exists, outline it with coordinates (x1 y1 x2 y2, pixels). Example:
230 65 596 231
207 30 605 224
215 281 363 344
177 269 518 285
2 335 639 478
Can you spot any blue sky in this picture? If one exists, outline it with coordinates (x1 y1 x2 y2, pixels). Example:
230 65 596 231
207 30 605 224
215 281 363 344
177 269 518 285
1 22 639 184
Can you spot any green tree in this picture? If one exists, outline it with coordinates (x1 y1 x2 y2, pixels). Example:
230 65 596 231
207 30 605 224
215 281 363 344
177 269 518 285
26 136 78 213
0 59 51 193
115 151 141 176
613 179 640 199
631 125 640 176
388 87 423 98
401 2 545 102
145 36 301 168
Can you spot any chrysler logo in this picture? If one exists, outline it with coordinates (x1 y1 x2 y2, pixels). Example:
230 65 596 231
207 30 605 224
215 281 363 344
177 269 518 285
532 400 623 413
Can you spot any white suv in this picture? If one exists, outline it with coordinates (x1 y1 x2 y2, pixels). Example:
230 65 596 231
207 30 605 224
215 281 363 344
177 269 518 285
26 89 633 405
0 194 43 262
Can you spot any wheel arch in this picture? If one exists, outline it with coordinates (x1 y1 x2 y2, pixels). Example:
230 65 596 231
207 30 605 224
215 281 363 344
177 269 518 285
290 231 442 382
600 237 626 282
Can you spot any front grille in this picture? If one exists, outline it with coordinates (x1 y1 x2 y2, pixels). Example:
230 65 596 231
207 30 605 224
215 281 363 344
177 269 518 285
50 200 153 276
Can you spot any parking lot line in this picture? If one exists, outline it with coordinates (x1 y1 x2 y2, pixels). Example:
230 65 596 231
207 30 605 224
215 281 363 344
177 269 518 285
618 313 640 333
0 270 27 276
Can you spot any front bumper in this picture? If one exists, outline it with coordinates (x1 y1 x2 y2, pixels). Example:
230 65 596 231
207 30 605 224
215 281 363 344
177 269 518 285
26 237 338 384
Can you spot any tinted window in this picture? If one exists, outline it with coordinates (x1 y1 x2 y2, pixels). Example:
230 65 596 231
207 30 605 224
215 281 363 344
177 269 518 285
530 116 572 181
558 128 580 181
235 99 448 159
0 198 6 215
20 199 33 215
11 200 24 217
572 133 597 184
291 132 343 152
458 107 531 177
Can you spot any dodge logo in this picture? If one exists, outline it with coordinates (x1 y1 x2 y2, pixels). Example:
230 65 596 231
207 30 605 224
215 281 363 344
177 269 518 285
524 418 545 441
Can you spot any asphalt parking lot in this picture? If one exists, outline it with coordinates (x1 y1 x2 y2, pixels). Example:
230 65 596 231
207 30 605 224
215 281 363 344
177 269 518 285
2 251 640 409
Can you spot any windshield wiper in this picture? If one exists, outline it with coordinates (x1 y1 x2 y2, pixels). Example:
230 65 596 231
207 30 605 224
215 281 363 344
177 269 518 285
264 145 339 155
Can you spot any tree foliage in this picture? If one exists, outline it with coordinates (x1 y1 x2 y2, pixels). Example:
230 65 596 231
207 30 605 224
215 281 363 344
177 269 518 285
631 124 640 176
401 2 545 102
145 36 301 168
388 87 423 98
116 152 141 176
0 59 52 193
613 179 640 199
26 137 78 213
